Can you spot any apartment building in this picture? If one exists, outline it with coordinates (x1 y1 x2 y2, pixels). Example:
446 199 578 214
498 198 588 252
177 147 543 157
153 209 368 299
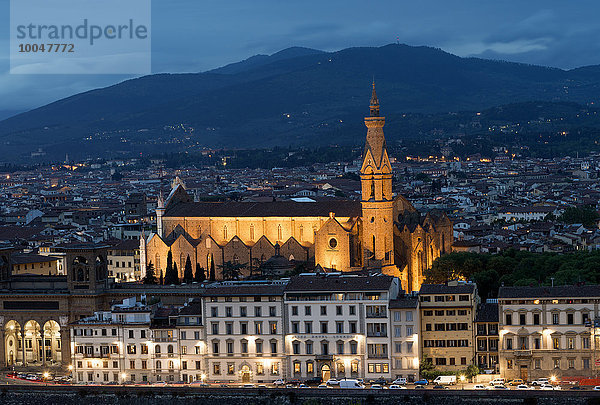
71 297 202 384
284 273 400 382
498 285 599 381
474 301 499 372
419 282 479 371
389 293 420 382
202 281 287 383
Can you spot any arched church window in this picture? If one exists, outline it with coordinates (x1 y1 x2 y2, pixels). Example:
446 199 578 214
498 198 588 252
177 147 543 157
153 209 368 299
371 180 375 199
372 236 376 253
277 225 282 241
223 225 228 241
299 225 304 241
250 224 255 241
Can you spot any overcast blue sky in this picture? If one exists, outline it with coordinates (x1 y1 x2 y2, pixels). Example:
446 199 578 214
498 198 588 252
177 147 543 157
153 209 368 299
1 0 600 112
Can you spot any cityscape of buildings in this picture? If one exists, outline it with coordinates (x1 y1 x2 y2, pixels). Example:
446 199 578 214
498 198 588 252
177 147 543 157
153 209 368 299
0 88 599 391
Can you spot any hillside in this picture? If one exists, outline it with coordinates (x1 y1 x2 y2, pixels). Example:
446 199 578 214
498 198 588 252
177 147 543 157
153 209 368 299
2 43 600 161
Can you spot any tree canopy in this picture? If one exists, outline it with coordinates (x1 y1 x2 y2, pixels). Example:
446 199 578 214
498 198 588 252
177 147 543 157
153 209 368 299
426 249 600 298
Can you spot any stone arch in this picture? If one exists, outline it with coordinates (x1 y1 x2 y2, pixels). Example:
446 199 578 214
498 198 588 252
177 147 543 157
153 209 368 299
4 320 22 366
24 320 42 364
42 320 62 364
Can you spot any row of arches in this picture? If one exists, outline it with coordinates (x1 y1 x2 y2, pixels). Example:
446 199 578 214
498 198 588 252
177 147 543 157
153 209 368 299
4 320 62 366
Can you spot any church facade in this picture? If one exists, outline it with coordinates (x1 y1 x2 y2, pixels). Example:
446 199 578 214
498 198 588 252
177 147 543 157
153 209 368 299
141 86 452 292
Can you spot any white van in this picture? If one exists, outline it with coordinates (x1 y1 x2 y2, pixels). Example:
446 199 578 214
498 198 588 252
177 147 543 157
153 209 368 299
339 379 364 389
489 378 506 386
433 375 456 385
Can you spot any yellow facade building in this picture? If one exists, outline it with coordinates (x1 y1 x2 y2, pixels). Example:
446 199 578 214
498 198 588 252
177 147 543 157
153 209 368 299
142 85 452 292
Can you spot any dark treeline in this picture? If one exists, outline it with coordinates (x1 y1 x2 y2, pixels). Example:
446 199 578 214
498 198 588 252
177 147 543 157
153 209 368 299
425 249 600 300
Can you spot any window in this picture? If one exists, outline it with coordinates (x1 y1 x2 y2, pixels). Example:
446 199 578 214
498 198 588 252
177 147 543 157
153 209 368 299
305 321 312 334
553 358 561 369
270 322 277 334
256 341 263 354
533 313 540 325
226 323 233 335
505 337 513 350
321 342 329 355
293 342 300 355
406 311 413 322
127 344 136 354
305 306 311 316
507 359 513 369
350 341 357 355
568 358 575 369
320 306 327 316
256 363 264 375
395 343 402 353
226 307 232 317
459 295 469 301
567 313 574 325
270 341 277 354
552 313 559 325
505 313 512 325
294 362 301 374
129 330 134 339
211 323 219 335
271 362 279 375
534 359 541 369
254 307 262 317
240 322 248 335
336 322 344 334
292 322 299 334
320 322 328 334
458 310 467 316
567 337 575 349
519 314 526 325
435 358 446 366
181 331 187 340
241 341 248 354
534 338 540 350
213 363 220 375
212 342 219 354
337 342 344 355
240 306 247 317
349 322 357 333
227 363 235 375
306 341 313 355
226 341 233 354
269 306 276 317
292 306 298 316
553 337 560 350
255 321 262 335
349 306 356 315
584 358 591 369
583 337 590 349
336 305 342 316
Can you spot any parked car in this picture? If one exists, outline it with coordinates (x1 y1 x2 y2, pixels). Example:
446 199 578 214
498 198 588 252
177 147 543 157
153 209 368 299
509 379 524 386
273 379 285 386
489 378 506 386
413 379 429 386
531 378 550 386
540 384 554 390
326 378 339 386
372 377 387 385
243 384 256 388
392 377 407 385
298 384 309 388
516 384 531 390
369 384 383 389
493 384 508 390
304 377 322 386
594 386 600 391
433 385 449 390
433 376 456 385
389 384 406 390
317 384 330 389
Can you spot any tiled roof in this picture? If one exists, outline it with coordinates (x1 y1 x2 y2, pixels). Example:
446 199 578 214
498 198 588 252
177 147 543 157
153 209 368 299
389 295 418 309
285 274 393 292
498 285 600 299
419 283 476 295
165 200 361 218
475 302 499 323
203 283 286 297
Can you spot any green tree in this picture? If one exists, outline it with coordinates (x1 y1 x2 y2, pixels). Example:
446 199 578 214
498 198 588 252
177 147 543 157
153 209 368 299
159 269 164 285
143 261 157 285
183 255 193 283
219 261 246 281
558 206 600 227
165 254 180 285
194 263 206 282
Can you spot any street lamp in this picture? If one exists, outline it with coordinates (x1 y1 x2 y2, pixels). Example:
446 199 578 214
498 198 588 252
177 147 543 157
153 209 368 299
121 372 127 384
460 374 466 390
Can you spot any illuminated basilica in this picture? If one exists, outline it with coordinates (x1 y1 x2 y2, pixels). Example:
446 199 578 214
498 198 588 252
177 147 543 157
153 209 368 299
141 85 452 292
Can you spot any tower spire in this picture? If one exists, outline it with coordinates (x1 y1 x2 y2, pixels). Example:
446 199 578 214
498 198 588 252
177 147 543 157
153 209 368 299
370 80 379 117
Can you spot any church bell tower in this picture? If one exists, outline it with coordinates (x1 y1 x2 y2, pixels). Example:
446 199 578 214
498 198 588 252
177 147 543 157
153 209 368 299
360 82 395 269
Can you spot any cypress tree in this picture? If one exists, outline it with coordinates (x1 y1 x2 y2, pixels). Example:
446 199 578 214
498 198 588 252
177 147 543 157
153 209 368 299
194 263 206 282
159 269 164 285
183 255 193 283
209 259 216 281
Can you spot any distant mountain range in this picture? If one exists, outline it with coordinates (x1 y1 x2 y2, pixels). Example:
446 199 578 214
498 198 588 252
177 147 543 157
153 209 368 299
2 43 600 161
